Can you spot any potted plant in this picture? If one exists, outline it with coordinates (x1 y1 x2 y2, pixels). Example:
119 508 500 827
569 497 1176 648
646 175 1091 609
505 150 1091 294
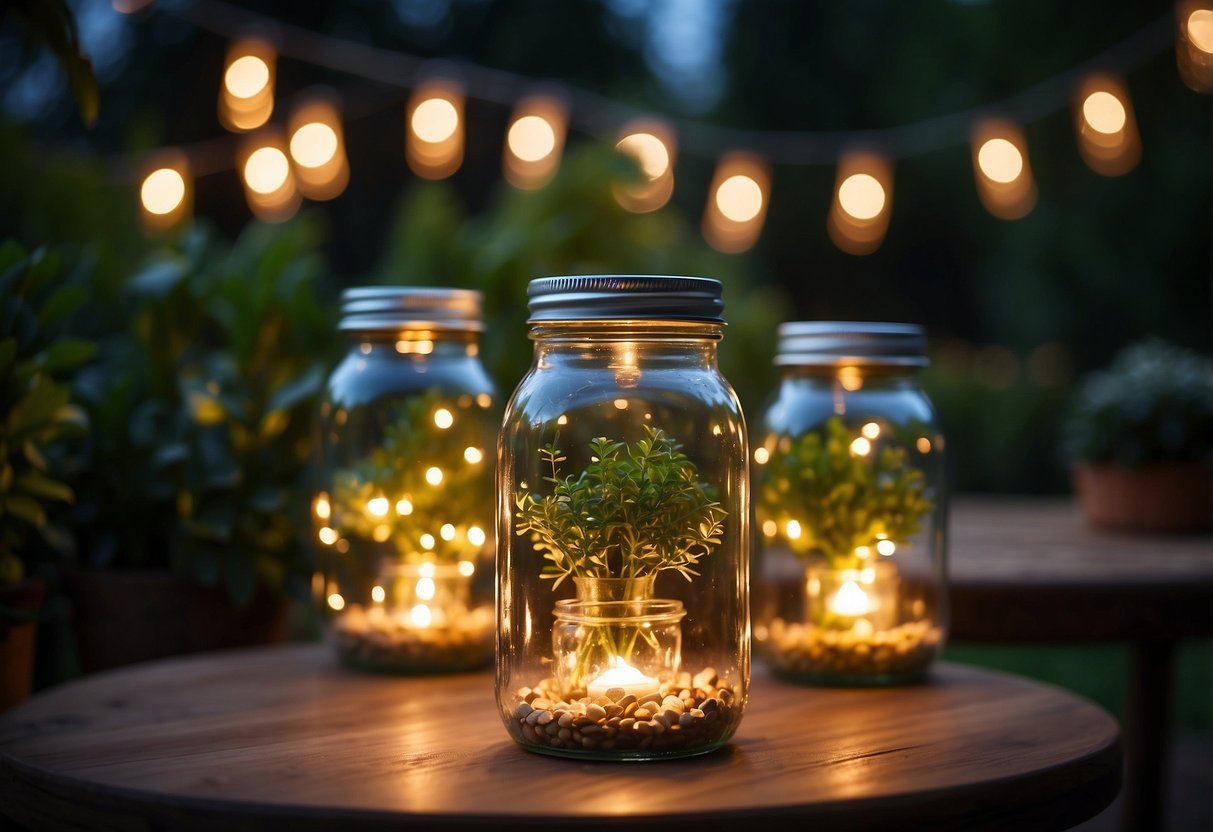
65 217 341 671
0 241 93 708
1062 337 1213 532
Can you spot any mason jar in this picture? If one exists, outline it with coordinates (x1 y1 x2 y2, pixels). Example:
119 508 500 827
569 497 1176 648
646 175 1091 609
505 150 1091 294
313 287 498 673
497 275 749 761
752 321 948 686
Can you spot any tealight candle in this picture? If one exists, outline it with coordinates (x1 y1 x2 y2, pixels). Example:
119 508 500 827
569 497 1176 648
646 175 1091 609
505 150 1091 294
587 659 660 699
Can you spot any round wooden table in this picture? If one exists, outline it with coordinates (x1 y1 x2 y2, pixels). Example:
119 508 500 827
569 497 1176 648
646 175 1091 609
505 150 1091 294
948 496 1213 832
0 644 1119 831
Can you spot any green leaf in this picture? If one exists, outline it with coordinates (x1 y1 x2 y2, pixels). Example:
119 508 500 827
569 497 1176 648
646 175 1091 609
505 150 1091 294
40 338 95 373
3 493 47 527
14 469 73 503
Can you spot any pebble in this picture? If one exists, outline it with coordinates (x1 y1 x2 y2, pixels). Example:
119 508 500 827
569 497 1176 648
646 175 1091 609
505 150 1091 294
758 617 942 680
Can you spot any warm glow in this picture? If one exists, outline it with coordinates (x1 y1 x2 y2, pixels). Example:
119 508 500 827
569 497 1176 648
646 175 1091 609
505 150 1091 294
508 115 556 162
420 533 435 550
861 422 881 440
715 174 763 222
372 524 391 543
440 523 456 541
416 577 436 601
838 173 886 220
762 519 777 537
1082 91 1126 134
464 446 483 464
587 657 660 699
141 168 186 215
916 436 932 454
838 366 864 391
467 526 486 547
412 98 459 143
314 494 331 520
433 407 454 429
396 498 414 516
244 146 290 194
367 496 390 517
327 592 345 611
289 122 339 168
1188 9 1213 52
425 466 444 486
409 604 433 628
850 437 872 456
785 519 802 540
225 55 269 99
877 539 897 556
855 545 872 560
977 138 1024 184
477 393 492 408
318 527 338 546
830 581 873 617
458 560 476 576
371 585 386 603
614 398 629 410
753 447 770 465
616 132 670 180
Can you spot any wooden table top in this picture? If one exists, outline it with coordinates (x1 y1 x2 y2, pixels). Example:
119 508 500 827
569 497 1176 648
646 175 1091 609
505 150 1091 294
949 496 1213 641
0 643 1119 831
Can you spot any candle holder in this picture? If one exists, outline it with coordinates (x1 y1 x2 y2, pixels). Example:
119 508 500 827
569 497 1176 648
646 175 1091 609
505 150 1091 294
314 288 497 674
753 322 948 686
497 276 749 761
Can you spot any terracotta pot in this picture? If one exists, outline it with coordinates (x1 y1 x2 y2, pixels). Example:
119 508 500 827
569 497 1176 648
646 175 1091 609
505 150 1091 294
0 577 47 712
65 571 291 674
1073 461 1213 533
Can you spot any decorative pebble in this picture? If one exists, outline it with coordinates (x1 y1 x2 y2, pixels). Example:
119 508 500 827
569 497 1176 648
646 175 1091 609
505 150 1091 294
758 617 942 680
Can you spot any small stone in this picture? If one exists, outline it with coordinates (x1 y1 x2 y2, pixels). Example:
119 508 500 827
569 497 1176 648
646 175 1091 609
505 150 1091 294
515 702 533 720
586 704 607 722
605 687 627 703
693 667 717 690
661 695 685 713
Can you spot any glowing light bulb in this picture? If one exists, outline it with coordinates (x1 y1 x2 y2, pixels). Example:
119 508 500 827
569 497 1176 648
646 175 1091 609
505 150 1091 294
318 527 338 546
409 604 433 628
371 585 385 603
420 533 435 550
850 437 872 456
412 98 458 143
762 520 777 537
616 132 670 180
977 138 1024 184
396 498 414 516
327 592 345 611
416 577 436 601
225 55 269 99
1082 91 1127 134
244 146 290 194
467 526 486 547
289 122 338 168
508 115 556 162
440 523 456 541
838 174 885 220
876 539 897 556
861 422 881 440
141 168 185 215
367 497 390 517
786 519 802 539
425 466 443 486
458 560 475 577
314 494 331 520
753 447 770 464
464 446 483 464
1188 9 1213 53
433 408 454 429
715 174 763 222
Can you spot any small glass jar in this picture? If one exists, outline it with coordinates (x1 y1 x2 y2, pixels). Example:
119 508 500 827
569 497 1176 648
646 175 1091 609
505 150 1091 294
752 322 948 686
497 275 749 761
313 287 498 673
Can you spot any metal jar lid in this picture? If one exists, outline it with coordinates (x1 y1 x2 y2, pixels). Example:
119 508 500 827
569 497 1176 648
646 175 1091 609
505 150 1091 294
526 275 724 323
338 286 484 332
775 321 927 367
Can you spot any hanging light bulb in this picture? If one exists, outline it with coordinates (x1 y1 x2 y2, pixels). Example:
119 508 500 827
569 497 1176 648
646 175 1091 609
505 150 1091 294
239 129 301 223
1176 2 1213 92
828 150 893 255
139 149 191 231
218 36 276 132
503 92 567 190
406 78 465 180
288 88 349 201
1075 75 1141 176
971 117 1037 219
614 118 678 213
702 151 769 253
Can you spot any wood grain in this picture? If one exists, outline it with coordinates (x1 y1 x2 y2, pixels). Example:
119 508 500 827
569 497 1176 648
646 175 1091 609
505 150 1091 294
0 644 1119 831
949 496 1213 641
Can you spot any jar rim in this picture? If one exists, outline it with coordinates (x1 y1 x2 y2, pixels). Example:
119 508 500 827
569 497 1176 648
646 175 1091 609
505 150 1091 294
775 320 927 367
339 286 484 332
553 597 687 624
527 275 724 323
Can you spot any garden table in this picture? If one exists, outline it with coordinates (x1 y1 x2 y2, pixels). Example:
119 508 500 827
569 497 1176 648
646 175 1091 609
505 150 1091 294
948 495 1213 832
0 642 1118 831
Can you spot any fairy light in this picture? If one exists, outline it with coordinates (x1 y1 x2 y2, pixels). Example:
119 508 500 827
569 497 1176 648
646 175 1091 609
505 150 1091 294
1076 75 1140 176
139 150 191 230
318 527 338 546
420 533 436 549
288 91 349 201
366 496 390 517
876 539 897 556
433 408 454 429
614 118 677 212
371 585 386 603
828 151 893 255
753 447 770 464
440 523 456 541
464 446 483 464
406 79 465 180
861 422 881 440
314 494 332 520
971 118 1037 219
850 437 872 456
467 526 486 547
503 93 567 190
238 131 300 222
327 592 345 611
244 147 290 194
396 498 414 515
218 38 276 132
1178 4 1213 91
458 560 476 576
785 519 802 539
425 466 444 486
702 151 769 253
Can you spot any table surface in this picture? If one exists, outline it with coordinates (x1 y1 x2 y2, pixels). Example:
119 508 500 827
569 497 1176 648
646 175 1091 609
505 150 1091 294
0 644 1119 832
948 496 1213 641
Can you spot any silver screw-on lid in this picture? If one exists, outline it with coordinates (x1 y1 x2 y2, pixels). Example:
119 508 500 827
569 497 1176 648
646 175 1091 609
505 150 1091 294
339 286 484 332
775 321 927 367
527 275 724 323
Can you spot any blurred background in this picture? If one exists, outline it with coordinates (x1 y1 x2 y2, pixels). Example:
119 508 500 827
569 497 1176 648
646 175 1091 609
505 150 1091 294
0 0 1209 799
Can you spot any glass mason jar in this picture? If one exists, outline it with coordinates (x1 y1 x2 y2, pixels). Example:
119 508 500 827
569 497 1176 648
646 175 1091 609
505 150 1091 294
497 275 749 761
752 322 948 686
313 287 498 673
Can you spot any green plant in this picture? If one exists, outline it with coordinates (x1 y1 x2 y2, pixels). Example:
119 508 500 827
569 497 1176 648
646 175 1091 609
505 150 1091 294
760 416 934 569
515 426 727 591
1061 338 1213 468
70 216 340 604
0 242 92 587
328 388 494 564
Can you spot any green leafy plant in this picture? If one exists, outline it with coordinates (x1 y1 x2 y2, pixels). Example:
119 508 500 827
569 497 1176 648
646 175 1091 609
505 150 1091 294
329 388 495 564
1061 338 1213 468
0 242 93 586
515 426 726 590
760 416 934 569
70 217 340 604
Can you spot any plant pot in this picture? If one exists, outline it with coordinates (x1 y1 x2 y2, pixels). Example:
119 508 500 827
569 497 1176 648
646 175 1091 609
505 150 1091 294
1073 461 1213 533
0 577 47 712
65 570 291 674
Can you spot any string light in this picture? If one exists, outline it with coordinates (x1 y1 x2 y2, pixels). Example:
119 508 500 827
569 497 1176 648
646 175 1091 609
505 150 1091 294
1176 2 1213 91
1075 75 1141 176
406 78 465 180
828 151 893 255
614 118 678 213
238 130 300 222
503 93 567 190
702 151 769 253
288 89 349 201
218 36 276 132
139 149 191 230
971 118 1037 219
